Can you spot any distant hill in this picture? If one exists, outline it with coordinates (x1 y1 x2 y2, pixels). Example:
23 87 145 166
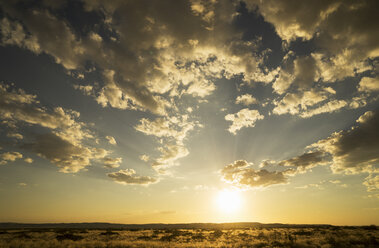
0 222 334 230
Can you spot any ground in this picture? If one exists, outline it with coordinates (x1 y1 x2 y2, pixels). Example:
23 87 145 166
0 226 378 247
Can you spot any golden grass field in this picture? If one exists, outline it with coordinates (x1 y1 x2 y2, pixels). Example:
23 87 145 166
0 226 378 248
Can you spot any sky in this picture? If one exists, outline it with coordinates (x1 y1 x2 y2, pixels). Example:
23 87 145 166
0 0 378 226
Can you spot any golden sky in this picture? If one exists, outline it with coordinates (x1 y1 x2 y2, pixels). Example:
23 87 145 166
0 0 378 225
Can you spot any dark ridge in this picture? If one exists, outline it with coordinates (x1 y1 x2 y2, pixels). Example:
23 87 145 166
0 222 337 230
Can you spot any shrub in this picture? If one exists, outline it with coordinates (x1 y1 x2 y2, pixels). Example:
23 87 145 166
55 233 83 241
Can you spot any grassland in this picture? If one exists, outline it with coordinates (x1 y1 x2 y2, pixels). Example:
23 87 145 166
0 226 377 248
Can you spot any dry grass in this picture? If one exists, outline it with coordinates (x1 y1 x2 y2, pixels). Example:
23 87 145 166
0 226 378 248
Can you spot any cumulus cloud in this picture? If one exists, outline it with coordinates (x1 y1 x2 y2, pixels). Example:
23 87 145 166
22 133 108 173
248 0 378 84
252 109 379 191
299 100 347 118
225 108 264 134
103 157 122 168
105 135 117 145
7 132 23 140
139 154 149 162
273 55 318 94
220 160 288 188
272 88 351 118
245 0 339 41
312 110 379 174
24 158 33 163
0 83 123 173
135 115 198 173
73 84 93 96
0 0 274 116
276 110 379 178
273 90 326 115
278 151 329 175
151 144 189 173
107 169 158 185
0 83 91 143
235 94 258 106
358 76 379 92
0 151 23 165
135 116 194 142
363 174 379 192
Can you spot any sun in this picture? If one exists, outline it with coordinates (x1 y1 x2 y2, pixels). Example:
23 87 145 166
216 189 241 213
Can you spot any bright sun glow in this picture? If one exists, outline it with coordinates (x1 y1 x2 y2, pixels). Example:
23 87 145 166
216 189 241 213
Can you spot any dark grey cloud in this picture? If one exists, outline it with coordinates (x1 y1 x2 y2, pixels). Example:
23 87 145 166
279 151 329 175
313 110 379 174
220 160 288 188
21 133 107 173
0 83 127 173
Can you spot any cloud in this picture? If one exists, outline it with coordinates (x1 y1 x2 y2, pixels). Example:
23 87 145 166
135 117 193 141
253 109 379 191
139 154 149 162
235 94 258 106
6 132 23 140
358 76 379 92
312 110 379 174
107 169 158 185
273 55 318 94
0 0 282 117
73 84 93 96
363 174 379 192
106 135 117 145
272 90 326 115
0 84 91 143
248 0 378 84
103 157 122 168
0 83 122 173
152 144 189 173
135 115 199 173
278 151 329 175
276 110 379 177
220 160 288 188
0 151 23 165
24 158 33 163
22 133 108 173
272 87 352 118
225 108 264 134
245 0 339 41
299 99 347 118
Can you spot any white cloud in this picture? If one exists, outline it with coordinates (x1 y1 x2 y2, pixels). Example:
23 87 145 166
107 169 158 185
103 157 122 168
363 174 379 192
24 158 33 164
299 100 347 118
0 0 284 117
235 94 258 106
358 76 379 92
106 136 117 145
225 108 264 134
0 83 122 173
247 0 378 87
139 154 150 162
135 115 199 173
7 132 23 140
0 151 23 165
